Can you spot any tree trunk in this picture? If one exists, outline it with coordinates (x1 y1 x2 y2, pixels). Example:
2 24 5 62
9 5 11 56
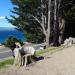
59 17 65 44
45 33 50 47
41 0 51 47
53 0 60 46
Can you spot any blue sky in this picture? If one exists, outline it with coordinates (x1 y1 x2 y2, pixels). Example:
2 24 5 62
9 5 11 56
0 0 15 27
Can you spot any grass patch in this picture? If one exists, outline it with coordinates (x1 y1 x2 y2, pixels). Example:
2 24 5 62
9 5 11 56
0 58 14 69
36 45 63 56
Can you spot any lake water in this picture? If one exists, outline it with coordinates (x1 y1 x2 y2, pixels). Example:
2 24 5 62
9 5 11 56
0 27 25 43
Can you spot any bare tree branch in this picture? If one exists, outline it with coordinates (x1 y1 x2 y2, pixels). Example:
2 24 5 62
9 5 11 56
31 15 41 25
31 15 46 35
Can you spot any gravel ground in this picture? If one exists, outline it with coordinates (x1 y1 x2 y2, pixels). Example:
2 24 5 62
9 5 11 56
0 46 75 75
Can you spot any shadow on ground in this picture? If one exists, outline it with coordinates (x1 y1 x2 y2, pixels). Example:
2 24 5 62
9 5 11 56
35 56 44 61
26 56 44 65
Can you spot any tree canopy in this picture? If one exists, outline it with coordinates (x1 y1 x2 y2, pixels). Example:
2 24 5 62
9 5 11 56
7 0 75 47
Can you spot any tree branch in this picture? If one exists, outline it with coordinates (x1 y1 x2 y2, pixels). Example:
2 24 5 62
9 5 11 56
31 15 46 35
31 15 41 25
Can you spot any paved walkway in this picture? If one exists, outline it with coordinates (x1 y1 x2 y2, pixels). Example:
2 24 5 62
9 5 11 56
0 48 12 60
0 46 75 75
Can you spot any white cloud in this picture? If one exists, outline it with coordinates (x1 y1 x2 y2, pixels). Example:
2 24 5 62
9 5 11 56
0 16 5 20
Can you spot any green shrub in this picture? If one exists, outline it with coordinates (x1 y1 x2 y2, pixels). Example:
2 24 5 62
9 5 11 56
3 36 24 50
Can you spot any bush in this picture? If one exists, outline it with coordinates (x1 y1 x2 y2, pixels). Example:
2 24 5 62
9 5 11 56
3 36 24 50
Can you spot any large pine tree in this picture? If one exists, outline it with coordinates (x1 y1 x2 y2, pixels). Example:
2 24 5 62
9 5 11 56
7 0 44 43
7 0 52 47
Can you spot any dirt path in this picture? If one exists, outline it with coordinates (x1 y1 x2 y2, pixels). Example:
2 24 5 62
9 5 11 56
0 46 75 75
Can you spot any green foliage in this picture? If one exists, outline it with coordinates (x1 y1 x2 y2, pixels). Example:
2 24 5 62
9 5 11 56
24 31 44 43
25 32 33 42
3 36 23 50
6 0 44 43
60 0 75 20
